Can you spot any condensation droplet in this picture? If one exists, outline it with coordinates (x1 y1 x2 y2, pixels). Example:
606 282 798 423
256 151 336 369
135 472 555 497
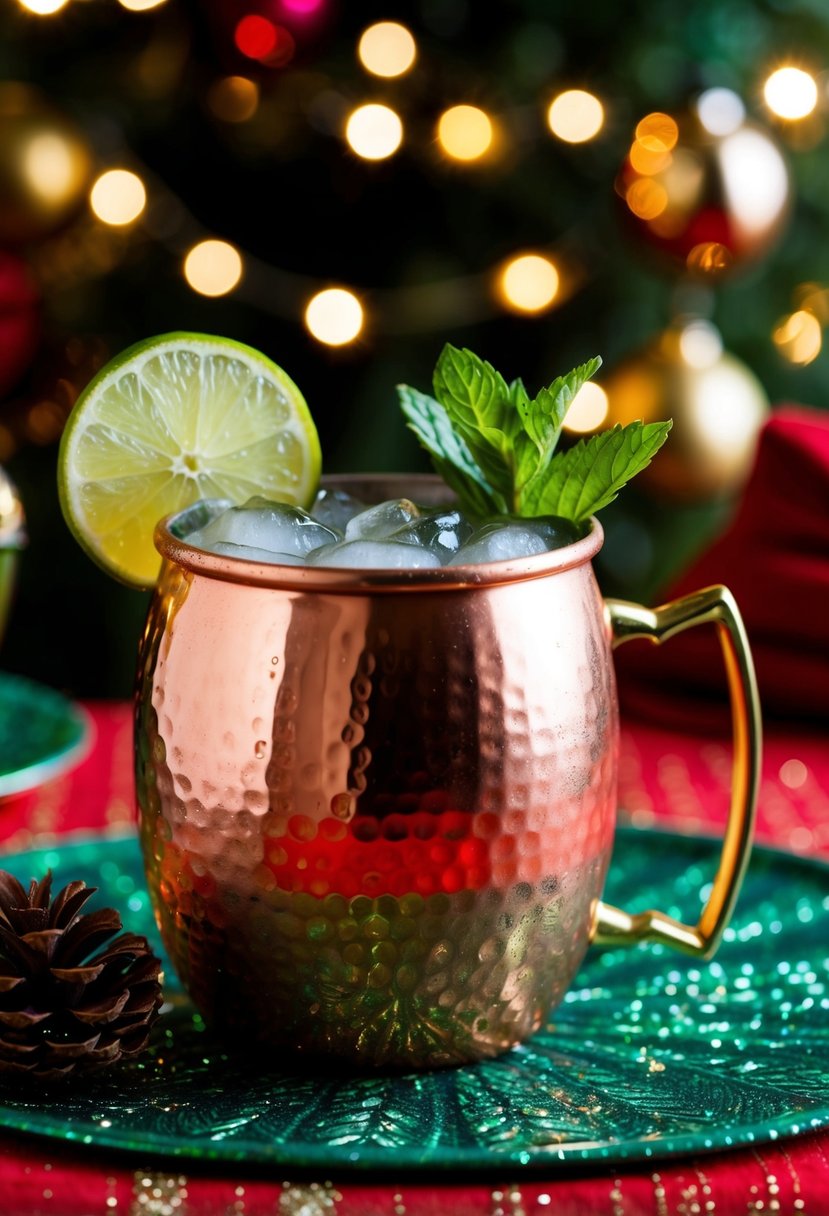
254 740 268 759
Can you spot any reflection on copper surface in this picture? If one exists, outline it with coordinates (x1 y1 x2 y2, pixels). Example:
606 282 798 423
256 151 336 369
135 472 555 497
136 477 617 1067
135 478 758 1070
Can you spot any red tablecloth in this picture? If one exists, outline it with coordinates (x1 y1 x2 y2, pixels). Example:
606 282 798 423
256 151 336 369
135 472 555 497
0 702 827 1216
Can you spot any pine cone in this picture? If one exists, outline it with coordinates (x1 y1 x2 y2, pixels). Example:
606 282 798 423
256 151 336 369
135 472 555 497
0 869 163 1081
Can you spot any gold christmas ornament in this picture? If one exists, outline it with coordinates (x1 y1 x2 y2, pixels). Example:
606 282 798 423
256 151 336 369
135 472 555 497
617 90 791 277
0 84 94 246
601 321 770 502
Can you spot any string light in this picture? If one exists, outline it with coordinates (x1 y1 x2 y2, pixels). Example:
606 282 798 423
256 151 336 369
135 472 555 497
437 105 493 162
184 240 243 297
17 0 69 12
38 48 827 354
763 66 818 120
207 77 259 123
546 90 604 144
345 104 403 160
773 310 822 364
304 288 364 345
498 254 559 313
564 382 609 433
358 22 417 78
83 145 580 336
90 169 146 226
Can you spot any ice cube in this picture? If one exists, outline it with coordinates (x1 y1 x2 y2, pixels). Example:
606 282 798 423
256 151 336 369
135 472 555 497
209 541 305 566
310 488 366 534
448 516 581 565
308 540 442 569
344 498 421 541
524 515 582 549
188 497 338 557
391 508 473 559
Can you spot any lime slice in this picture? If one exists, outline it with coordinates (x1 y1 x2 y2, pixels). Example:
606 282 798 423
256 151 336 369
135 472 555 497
58 332 321 588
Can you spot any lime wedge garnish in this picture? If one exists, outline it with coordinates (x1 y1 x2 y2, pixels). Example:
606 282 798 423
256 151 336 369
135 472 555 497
58 332 321 588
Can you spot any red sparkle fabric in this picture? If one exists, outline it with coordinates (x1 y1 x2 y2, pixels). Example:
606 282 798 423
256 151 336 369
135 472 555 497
0 702 827 1215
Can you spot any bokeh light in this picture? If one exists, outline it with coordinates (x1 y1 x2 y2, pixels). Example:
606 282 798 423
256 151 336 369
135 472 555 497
184 240 243 297
207 76 259 123
345 104 403 160
304 288 364 346
795 282 829 324
282 0 324 13
679 320 723 369
17 0 69 13
235 15 282 61
626 112 678 179
117 0 168 10
90 169 147 226
696 88 745 136
625 178 667 220
764 67 818 120
564 382 609 433
498 254 559 313
773 309 822 364
358 22 417 78
24 133 77 203
779 758 808 789
686 242 733 276
635 112 678 151
628 140 671 175
437 105 493 161
546 90 604 143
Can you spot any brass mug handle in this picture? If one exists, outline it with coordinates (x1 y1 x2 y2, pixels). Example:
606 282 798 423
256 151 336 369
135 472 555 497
593 585 762 958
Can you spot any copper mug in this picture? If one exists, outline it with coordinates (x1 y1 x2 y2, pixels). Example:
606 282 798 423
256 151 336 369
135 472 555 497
136 475 761 1069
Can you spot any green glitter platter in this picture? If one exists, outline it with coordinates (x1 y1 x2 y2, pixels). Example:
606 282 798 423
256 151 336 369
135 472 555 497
0 672 91 799
2 828 828 1171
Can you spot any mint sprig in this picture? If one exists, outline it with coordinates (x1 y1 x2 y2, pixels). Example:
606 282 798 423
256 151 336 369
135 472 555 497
398 344 671 523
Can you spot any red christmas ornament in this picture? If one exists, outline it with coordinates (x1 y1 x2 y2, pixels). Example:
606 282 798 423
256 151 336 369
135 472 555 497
617 90 791 277
0 252 41 399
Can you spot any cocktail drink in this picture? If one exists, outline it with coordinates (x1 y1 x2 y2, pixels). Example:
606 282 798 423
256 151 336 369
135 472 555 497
134 479 759 1068
58 334 761 1069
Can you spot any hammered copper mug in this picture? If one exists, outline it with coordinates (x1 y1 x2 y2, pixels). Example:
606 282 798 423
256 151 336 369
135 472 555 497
135 474 761 1069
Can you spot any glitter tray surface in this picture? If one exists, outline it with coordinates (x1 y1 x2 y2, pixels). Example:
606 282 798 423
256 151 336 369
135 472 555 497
0 672 91 799
1 828 828 1171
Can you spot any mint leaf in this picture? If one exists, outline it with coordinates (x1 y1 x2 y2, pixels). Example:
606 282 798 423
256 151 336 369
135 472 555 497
525 357 602 455
432 345 516 502
434 344 517 436
516 356 602 503
508 377 530 413
397 385 503 517
398 347 670 525
525 421 673 520
512 430 546 497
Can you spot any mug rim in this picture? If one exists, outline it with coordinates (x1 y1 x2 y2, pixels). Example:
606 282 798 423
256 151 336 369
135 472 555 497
154 473 604 593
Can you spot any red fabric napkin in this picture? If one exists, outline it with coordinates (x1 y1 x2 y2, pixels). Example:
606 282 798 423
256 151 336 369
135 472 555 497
616 407 829 731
